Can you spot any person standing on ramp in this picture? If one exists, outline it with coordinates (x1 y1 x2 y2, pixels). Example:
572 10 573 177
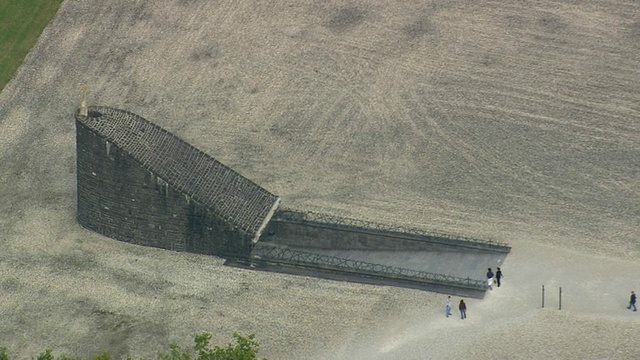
486 268 495 290
496 267 504 287
459 299 467 319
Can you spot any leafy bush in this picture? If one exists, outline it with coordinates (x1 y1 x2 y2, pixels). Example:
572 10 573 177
158 332 265 360
0 332 266 360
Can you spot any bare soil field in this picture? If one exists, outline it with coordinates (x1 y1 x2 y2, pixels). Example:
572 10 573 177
0 0 638 359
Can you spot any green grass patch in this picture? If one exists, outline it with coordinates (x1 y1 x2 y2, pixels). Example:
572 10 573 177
0 0 64 92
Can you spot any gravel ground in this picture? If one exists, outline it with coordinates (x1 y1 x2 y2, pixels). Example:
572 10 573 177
0 0 638 359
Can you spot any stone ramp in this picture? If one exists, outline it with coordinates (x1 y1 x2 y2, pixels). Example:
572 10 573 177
227 240 508 298
232 211 511 298
297 247 507 281
228 255 490 299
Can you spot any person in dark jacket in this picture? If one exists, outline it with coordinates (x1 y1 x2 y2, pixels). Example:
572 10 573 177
459 299 467 319
496 267 504 287
628 291 637 311
486 268 495 289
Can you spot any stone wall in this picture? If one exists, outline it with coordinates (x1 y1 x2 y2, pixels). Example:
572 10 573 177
76 120 252 256
262 219 510 253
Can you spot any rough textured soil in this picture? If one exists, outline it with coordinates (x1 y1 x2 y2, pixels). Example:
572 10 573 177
0 0 638 359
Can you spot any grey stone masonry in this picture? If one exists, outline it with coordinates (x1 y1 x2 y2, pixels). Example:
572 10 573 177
75 106 280 256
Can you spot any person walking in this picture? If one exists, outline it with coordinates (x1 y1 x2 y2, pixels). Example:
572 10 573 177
459 299 467 319
445 296 452 318
486 268 495 290
628 291 637 311
496 267 504 287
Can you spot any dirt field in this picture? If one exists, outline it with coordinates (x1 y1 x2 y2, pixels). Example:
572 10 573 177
0 0 638 359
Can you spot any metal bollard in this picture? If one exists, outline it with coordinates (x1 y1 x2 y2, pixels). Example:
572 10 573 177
559 287 562 310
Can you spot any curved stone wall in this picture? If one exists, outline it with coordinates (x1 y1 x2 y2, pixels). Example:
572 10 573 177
75 107 279 257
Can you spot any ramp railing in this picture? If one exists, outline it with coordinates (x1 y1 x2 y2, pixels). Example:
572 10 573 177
252 244 489 291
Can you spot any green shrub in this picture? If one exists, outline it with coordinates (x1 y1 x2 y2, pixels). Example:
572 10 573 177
158 332 266 360
37 349 55 360
92 352 113 360
0 332 266 360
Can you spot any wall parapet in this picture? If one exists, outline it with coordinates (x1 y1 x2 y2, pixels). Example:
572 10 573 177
273 209 511 253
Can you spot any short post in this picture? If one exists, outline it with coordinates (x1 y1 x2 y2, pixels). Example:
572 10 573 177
542 285 545 308
559 287 562 310
80 84 88 117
